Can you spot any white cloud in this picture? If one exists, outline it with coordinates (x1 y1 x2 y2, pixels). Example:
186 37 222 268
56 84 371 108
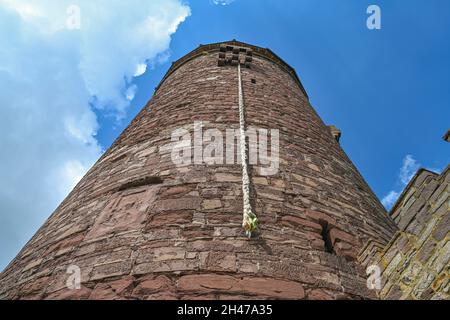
381 191 400 208
134 63 148 77
399 155 420 185
126 85 138 101
382 155 421 210
0 0 190 271
382 156 445 211
212 0 236 5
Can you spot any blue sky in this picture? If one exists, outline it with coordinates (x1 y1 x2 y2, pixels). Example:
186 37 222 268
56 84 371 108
0 0 449 271
101 0 450 204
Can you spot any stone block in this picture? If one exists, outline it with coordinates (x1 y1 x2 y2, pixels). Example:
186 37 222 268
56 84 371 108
202 199 222 210
133 276 173 295
432 212 450 241
214 173 241 182
156 197 201 212
281 215 322 232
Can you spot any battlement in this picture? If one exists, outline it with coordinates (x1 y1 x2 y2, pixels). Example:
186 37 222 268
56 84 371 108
155 40 309 99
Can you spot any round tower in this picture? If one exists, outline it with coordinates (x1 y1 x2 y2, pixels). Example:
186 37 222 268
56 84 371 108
0 40 397 300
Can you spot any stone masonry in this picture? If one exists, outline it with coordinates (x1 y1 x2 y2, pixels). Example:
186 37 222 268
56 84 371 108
0 40 399 300
359 164 449 300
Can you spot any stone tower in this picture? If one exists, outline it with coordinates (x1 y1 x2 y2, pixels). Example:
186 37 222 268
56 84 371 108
0 40 398 300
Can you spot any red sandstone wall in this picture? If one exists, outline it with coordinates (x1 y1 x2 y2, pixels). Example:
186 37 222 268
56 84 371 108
0 41 397 300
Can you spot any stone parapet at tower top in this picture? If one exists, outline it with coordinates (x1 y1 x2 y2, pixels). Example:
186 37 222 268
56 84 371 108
0 40 398 300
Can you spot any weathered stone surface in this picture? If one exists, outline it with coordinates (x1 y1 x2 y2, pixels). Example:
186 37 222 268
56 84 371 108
202 199 222 210
133 259 199 275
89 284 120 300
147 211 192 227
214 173 241 182
178 274 305 299
160 185 193 198
281 215 322 232
432 213 450 241
156 198 201 212
90 260 133 281
330 228 356 245
86 188 158 240
22 258 43 272
307 289 334 300
45 286 92 300
205 251 237 271
178 274 236 292
132 276 173 296
240 277 305 299
152 247 186 261
108 277 135 295
418 238 437 263
252 177 268 185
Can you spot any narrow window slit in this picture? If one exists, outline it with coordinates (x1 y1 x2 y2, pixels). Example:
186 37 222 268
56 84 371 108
118 176 163 191
319 220 335 254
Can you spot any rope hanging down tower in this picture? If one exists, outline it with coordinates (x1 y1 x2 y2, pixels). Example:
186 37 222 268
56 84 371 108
218 43 259 237
237 63 259 238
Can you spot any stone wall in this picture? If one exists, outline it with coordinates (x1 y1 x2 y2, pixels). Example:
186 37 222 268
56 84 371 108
0 41 397 300
359 165 450 300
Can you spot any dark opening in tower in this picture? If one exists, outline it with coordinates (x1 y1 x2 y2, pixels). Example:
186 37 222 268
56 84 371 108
319 220 335 254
